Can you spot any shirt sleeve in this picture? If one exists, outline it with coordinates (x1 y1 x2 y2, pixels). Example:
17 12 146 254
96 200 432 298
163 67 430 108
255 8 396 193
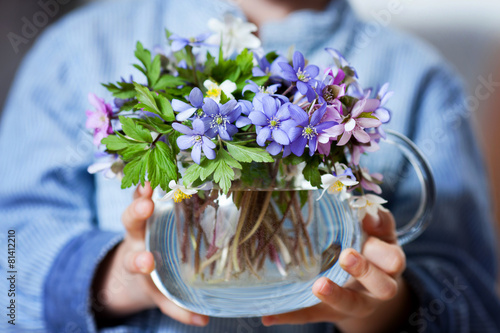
394 65 500 332
0 20 123 332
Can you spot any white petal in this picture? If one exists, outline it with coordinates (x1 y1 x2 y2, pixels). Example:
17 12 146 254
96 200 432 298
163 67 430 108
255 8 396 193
344 118 356 132
365 194 387 204
168 180 178 190
87 162 112 174
220 80 237 94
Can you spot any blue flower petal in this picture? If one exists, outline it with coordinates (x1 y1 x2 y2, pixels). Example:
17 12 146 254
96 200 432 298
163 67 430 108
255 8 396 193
256 126 271 146
172 122 194 135
291 136 307 156
189 88 204 108
272 128 290 145
177 135 194 150
266 141 282 156
203 98 219 116
293 51 305 72
249 111 268 126
191 143 202 164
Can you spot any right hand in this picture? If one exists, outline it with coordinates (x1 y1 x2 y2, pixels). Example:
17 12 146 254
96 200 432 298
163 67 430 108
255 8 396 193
92 182 209 327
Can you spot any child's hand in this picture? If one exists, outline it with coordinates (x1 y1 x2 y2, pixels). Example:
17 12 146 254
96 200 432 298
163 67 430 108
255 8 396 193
262 210 412 333
92 183 209 327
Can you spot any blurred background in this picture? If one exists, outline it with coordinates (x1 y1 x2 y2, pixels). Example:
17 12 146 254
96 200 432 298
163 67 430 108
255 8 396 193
1 0 499 227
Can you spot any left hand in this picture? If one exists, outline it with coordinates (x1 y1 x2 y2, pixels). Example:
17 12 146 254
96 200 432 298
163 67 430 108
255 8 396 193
262 210 413 333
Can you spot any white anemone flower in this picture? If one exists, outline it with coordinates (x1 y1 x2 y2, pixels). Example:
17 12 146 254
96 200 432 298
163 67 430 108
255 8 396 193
88 155 124 179
349 194 388 220
161 180 199 203
318 163 358 201
203 79 237 103
206 14 262 57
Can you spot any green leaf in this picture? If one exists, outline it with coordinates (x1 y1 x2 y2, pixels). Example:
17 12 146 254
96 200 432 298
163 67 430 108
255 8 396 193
156 95 175 122
134 83 175 122
119 118 152 144
120 152 149 189
213 159 234 194
101 134 135 151
149 55 161 86
168 129 182 156
134 83 158 112
282 154 306 166
219 149 242 169
134 42 151 73
225 142 274 163
119 116 152 143
302 156 322 188
147 141 178 190
154 75 187 90
358 112 379 120
200 158 219 181
182 162 204 187
102 82 136 99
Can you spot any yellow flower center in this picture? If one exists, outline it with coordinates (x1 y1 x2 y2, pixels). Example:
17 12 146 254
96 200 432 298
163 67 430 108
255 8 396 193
173 189 192 203
206 86 221 99
329 180 344 193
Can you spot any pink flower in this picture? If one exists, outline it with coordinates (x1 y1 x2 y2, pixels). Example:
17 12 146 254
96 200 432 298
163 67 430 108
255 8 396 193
323 98 382 146
85 93 114 146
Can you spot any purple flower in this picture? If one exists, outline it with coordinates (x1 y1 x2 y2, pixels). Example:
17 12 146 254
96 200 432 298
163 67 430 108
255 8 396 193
203 99 240 141
234 100 253 128
248 96 297 156
242 80 288 110
279 51 319 102
374 83 393 124
173 118 216 164
325 48 358 79
85 93 114 146
252 54 288 78
323 98 382 146
288 103 336 156
169 33 212 52
172 88 204 121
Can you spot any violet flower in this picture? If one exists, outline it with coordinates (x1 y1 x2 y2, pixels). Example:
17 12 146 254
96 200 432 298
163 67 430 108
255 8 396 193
248 96 297 156
288 103 336 156
173 118 216 164
172 87 204 121
279 51 319 102
85 93 114 146
323 98 382 146
252 53 288 78
169 33 212 52
203 99 240 141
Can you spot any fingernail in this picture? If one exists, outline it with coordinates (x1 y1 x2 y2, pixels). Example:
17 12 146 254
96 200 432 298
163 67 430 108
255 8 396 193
319 280 334 296
263 316 275 326
343 252 359 269
135 254 147 271
135 200 148 215
192 315 207 326
138 185 145 195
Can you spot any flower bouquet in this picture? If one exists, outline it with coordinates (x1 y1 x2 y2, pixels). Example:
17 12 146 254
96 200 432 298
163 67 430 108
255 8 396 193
84 15 434 316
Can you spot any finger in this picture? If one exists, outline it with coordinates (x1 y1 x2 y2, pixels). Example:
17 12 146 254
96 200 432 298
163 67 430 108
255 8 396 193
340 249 398 301
362 237 406 276
362 209 397 244
311 277 377 318
124 251 155 274
133 182 153 200
262 303 344 326
150 288 209 327
122 198 154 239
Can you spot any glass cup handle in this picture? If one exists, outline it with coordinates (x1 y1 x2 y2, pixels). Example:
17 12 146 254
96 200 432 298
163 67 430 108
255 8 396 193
384 129 436 245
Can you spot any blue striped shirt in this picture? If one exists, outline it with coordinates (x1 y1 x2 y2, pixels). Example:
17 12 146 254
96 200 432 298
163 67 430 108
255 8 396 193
1 0 499 332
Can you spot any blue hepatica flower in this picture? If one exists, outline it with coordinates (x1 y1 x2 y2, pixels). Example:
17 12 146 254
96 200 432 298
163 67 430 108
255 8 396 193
248 95 297 156
203 99 240 141
173 118 216 164
172 88 204 122
252 53 288 78
279 51 319 102
289 103 336 156
169 33 212 52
